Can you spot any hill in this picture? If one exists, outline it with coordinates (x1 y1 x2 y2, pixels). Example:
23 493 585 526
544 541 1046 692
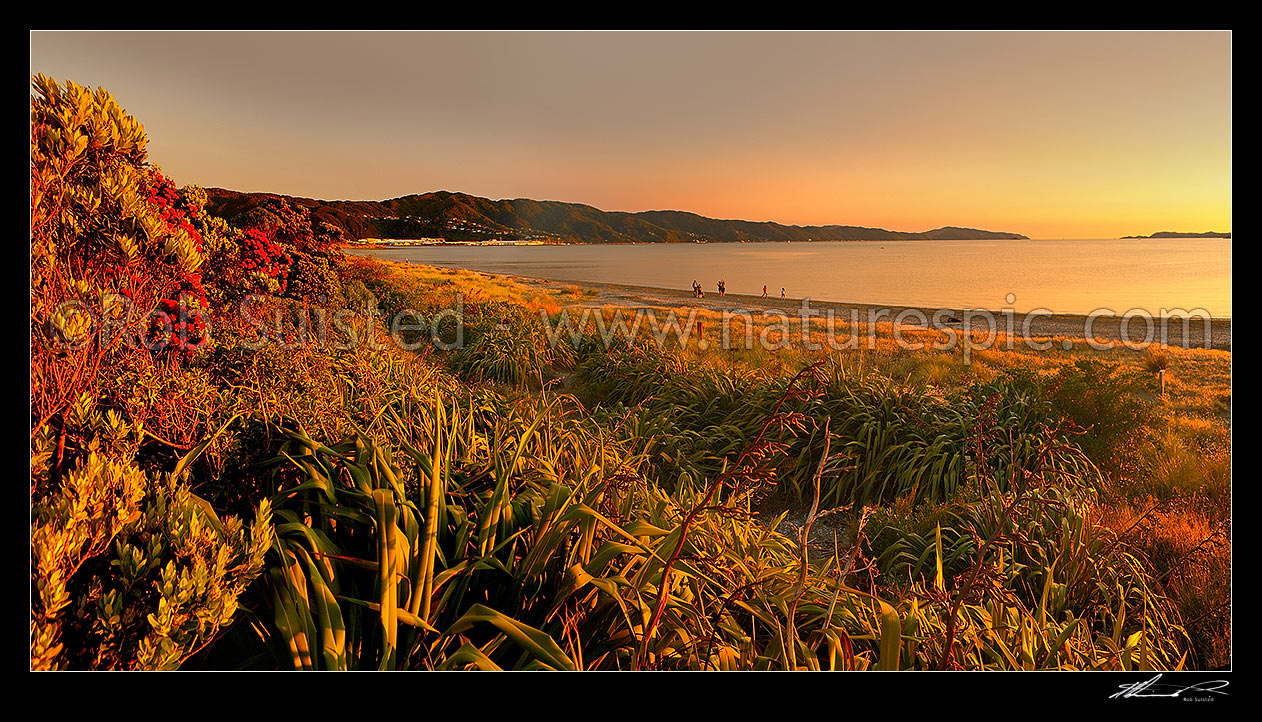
1121 231 1231 239
204 188 1029 244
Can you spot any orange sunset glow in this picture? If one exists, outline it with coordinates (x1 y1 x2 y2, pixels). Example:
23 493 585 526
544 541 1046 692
30 31 1229 238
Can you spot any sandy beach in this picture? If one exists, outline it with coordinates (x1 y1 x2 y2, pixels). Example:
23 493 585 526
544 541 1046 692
384 260 1231 351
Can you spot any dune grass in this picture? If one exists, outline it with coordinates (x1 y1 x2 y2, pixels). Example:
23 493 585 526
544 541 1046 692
346 260 1231 668
181 258 1221 669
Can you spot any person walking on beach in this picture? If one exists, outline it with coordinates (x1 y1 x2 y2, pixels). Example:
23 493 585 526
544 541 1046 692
762 284 767 297
781 287 785 299
718 279 726 297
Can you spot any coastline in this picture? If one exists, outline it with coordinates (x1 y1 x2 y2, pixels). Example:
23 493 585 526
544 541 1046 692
342 235 1229 248
363 258 1232 351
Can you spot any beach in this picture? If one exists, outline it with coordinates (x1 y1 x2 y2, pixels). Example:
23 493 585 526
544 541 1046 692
373 259 1232 351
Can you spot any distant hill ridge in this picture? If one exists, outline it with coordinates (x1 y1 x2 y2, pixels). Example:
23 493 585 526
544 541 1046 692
204 188 1030 244
1121 231 1231 239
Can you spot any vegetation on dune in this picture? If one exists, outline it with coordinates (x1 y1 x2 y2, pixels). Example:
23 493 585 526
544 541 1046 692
30 77 1229 670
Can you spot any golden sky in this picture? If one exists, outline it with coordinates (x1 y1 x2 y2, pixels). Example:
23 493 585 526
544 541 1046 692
30 31 1231 239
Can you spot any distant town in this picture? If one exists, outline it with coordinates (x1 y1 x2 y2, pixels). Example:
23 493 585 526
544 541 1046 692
348 237 549 247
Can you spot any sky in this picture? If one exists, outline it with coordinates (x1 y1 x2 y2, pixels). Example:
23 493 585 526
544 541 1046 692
30 31 1231 239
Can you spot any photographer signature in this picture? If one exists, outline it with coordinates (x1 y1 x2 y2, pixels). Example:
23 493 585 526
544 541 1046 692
1111 674 1228 700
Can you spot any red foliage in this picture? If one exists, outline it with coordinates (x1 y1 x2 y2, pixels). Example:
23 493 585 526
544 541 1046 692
137 170 215 357
147 272 210 357
259 199 315 251
240 227 292 294
146 169 204 256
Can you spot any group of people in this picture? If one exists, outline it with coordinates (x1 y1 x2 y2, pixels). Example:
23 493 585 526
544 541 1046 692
692 279 729 297
691 280 786 299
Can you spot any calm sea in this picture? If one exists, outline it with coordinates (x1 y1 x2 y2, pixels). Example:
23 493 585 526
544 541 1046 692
349 238 1232 318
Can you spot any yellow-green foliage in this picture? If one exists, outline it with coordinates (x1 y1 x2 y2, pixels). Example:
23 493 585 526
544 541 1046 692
30 73 203 312
30 395 271 670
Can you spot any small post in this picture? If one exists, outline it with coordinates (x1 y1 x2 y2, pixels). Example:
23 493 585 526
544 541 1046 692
1159 368 1166 398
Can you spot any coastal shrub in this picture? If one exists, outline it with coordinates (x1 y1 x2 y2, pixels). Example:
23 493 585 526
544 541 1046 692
863 460 1187 670
574 337 692 407
1039 360 1153 468
30 75 208 441
286 251 344 307
30 396 271 670
449 300 575 388
971 363 1150 470
198 194 350 309
578 352 1093 509
200 390 645 669
867 494 982 584
238 227 292 295
190 204 249 303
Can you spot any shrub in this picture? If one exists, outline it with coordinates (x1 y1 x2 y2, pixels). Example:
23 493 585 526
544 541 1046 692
986 361 1154 470
238 227 292 295
285 251 344 307
1041 360 1153 468
30 396 271 670
30 75 208 436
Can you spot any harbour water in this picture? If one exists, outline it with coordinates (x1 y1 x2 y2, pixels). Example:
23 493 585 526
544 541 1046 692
350 238 1232 318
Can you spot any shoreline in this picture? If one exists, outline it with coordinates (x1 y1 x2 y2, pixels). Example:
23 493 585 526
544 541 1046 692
342 235 1230 248
370 259 1232 351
